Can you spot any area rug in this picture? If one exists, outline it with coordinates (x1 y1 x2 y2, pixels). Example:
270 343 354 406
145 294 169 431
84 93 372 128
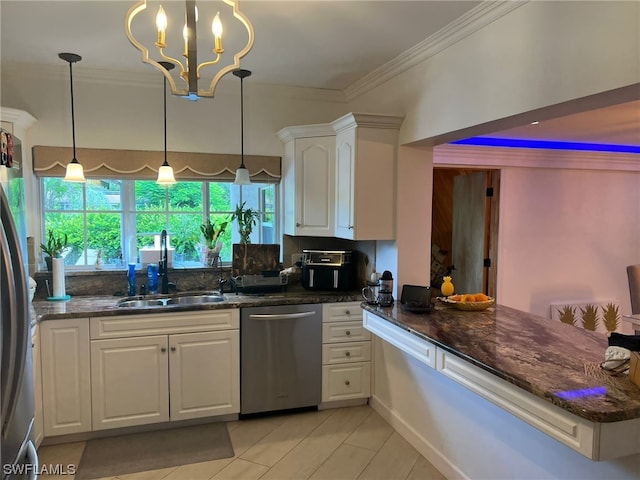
75 422 234 480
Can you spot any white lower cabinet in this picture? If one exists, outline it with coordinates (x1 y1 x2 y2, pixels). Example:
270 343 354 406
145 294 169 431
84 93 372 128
39 309 240 439
321 302 371 403
90 310 240 430
40 318 92 437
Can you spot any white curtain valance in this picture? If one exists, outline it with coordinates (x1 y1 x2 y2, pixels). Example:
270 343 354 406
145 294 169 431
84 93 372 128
32 146 281 182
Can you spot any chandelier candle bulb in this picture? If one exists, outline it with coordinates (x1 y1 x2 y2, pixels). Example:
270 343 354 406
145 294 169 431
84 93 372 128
155 6 167 47
213 12 223 53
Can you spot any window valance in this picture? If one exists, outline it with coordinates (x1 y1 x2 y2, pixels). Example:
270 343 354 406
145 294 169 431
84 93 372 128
32 146 281 182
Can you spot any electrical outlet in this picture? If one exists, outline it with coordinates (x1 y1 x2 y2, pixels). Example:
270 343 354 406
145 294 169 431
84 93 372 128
291 253 303 266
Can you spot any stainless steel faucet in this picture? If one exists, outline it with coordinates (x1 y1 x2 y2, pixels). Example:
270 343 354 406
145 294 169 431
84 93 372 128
159 229 169 294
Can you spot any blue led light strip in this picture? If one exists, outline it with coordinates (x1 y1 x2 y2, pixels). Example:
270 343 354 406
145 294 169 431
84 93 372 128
450 137 640 154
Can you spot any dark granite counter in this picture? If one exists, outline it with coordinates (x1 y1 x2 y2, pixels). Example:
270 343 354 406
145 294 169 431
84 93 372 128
31 288 361 323
362 302 640 423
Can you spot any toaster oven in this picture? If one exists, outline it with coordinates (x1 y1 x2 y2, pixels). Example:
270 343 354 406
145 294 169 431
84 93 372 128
301 250 353 291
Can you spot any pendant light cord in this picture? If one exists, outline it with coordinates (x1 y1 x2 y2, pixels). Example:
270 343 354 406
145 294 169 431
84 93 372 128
164 75 167 166
240 75 245 168
68 60 77 162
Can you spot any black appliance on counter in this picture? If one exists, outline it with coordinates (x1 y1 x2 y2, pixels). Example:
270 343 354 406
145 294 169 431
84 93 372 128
301 250 353 291
231 272 288 294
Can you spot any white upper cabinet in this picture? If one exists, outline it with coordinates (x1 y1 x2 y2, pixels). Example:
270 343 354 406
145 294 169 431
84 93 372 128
278 124 336 237
332 113 403 240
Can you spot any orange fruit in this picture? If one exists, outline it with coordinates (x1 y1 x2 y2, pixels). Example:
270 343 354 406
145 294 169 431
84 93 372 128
461 294 476 303
474 293 489 302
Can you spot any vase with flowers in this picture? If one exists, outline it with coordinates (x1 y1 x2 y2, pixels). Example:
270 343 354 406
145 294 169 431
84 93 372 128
40 229 68 271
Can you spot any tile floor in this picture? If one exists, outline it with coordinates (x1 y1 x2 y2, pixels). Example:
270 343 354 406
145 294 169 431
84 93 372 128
38 405 446 480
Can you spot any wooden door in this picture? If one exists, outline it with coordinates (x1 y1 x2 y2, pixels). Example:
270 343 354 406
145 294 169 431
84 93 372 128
40 318 92 437
91 335 169 430
169 330 240 420
452 171 496 295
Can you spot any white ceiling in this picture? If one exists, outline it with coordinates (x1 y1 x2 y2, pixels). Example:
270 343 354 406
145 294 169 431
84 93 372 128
1 0 639 147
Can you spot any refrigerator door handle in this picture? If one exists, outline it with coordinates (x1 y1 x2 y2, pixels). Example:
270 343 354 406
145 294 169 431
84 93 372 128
25 440 39 480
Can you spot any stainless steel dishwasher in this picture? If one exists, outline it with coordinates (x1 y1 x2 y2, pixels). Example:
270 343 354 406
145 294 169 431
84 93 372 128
241 304 322 415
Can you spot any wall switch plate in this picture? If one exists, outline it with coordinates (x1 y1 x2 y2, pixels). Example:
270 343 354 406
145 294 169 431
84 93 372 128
291 253 303 266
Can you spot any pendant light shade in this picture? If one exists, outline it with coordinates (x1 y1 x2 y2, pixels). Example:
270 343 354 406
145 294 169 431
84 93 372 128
233 69 252 185
156 61 177 185
59 53 86 183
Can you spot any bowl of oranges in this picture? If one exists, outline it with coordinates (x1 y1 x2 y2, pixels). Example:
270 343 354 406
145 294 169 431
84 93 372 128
443 293 495 311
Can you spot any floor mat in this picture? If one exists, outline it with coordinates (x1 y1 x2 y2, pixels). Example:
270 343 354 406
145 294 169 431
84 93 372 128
75 422 234 480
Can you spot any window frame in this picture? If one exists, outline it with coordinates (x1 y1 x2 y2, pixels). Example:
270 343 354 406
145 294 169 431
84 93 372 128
40 177 279 271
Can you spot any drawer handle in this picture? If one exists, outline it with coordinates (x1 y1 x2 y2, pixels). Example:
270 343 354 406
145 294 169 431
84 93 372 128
344 380 350 386
170 347 176 352
345 330 351 336
345 351 351 358
161 347 167 353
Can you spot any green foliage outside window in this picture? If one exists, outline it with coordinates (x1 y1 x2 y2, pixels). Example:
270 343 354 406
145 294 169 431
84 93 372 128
42 178 276 268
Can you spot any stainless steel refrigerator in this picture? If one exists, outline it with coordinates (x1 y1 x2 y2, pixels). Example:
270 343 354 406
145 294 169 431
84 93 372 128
1 130 38 479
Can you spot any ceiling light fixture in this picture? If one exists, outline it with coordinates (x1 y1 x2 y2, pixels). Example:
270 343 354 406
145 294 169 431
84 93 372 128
59 53 86 183
125 0 254 100
233 68 251 185
156 61 177 185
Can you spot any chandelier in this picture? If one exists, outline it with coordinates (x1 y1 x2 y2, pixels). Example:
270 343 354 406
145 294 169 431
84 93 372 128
125 0 254 99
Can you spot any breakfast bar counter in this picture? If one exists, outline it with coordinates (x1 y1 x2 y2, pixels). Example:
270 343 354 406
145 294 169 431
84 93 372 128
362 302 640 423
362 302 640 464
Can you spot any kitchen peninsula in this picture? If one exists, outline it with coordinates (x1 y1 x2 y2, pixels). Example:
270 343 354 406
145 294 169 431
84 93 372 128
362 303 640 477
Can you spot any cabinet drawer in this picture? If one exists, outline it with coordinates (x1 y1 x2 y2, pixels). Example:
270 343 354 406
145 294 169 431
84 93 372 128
90 309 239 339
322 341 371 364
322 321 370 343
322 302 363 323
322 362 371 402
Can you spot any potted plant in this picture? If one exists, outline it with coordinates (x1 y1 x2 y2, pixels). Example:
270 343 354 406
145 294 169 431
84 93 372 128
232 201 258 244
40 229 68 271
200 217 229 266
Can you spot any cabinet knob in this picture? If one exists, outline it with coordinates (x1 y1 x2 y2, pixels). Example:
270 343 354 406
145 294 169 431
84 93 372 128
170 347 176 352
345 351 351 358
345 330 351 336
161 347 167 353
344 380 350 386
345 310 350 315
296 222 301 227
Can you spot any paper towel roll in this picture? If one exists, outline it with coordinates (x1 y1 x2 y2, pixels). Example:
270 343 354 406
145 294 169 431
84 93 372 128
52 257 66 297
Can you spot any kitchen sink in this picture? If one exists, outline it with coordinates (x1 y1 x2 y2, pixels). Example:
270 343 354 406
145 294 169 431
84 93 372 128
117 293 225 308
117 299 168 308
166 294 226 305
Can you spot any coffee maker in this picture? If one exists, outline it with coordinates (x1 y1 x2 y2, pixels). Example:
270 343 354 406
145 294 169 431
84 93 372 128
378 270 394 307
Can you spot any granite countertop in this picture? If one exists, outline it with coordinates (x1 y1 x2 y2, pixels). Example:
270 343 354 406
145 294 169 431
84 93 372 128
31 288 361 323
362 302 640 423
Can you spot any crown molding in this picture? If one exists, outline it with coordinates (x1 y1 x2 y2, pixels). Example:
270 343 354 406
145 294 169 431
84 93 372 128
3 62 347 104
434 144 640 172
331 112 405 134
0 107 37 130
276 123 335 143
344 0 528 101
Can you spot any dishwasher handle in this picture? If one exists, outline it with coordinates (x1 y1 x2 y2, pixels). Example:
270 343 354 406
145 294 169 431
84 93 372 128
249 311 317 320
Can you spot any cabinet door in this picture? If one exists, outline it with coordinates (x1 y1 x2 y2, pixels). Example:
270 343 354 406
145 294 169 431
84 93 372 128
31 324 43 447
293 136 336 236
169 330 240 420
40 318 92 437
91 335 169 430
335 129 356 239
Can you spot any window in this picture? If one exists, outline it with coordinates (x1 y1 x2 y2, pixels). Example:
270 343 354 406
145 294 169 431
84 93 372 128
41 178 277 269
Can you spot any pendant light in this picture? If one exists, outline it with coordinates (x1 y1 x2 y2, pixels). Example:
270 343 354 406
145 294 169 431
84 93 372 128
59 53 86 183
156 61 177 185
233 69 252 185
